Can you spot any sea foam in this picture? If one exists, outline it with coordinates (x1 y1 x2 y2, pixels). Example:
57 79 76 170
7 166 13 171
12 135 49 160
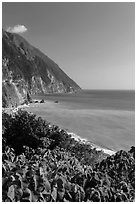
67 132 116 156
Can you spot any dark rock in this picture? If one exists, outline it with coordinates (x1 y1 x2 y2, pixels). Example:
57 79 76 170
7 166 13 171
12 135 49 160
40 99 45 103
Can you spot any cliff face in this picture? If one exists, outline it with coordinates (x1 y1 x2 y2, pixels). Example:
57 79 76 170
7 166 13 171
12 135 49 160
2 30 81 107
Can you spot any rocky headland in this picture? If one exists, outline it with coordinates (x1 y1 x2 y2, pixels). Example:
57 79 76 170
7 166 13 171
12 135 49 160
2 29 81 108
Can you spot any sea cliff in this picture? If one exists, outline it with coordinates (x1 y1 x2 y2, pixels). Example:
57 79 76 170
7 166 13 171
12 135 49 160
2 29 81 108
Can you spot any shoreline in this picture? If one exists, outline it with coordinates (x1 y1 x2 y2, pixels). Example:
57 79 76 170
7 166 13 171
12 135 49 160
3 102 116 156
67 132 116 156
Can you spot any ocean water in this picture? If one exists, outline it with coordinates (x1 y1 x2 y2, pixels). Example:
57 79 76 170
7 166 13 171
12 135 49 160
27 90 135 152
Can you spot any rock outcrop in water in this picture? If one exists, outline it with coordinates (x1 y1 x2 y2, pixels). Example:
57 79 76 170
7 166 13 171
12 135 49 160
2 29 81 107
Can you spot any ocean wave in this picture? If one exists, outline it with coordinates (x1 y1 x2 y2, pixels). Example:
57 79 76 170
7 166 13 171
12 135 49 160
67 131 116 156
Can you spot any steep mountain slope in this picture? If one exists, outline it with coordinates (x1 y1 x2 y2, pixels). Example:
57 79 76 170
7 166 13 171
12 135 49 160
2 29 81 107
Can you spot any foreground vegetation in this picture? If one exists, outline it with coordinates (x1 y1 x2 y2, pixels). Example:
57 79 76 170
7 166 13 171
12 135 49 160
2 110 135 202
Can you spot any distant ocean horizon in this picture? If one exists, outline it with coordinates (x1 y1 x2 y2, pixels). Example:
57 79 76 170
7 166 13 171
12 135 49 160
28 89 135 152
34 89 135 111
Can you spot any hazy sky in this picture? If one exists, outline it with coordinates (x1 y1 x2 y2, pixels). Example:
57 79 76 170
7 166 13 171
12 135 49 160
2 2 135 89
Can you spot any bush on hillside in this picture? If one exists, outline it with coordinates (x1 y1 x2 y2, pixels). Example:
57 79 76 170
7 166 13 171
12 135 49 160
2 110 50 154
2 110 106 164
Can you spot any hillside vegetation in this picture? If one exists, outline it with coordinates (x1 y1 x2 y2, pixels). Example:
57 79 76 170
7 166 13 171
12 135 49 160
2 110 135 202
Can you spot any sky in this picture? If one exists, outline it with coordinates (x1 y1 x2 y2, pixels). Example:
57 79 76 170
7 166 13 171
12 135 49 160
2 2 135 90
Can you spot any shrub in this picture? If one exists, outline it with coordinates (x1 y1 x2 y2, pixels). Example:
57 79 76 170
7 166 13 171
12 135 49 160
2 144 135 202
2 110 49 154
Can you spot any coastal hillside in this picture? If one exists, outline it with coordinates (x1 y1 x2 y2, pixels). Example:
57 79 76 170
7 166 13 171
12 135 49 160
2 29 81 107
2 110 135 202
